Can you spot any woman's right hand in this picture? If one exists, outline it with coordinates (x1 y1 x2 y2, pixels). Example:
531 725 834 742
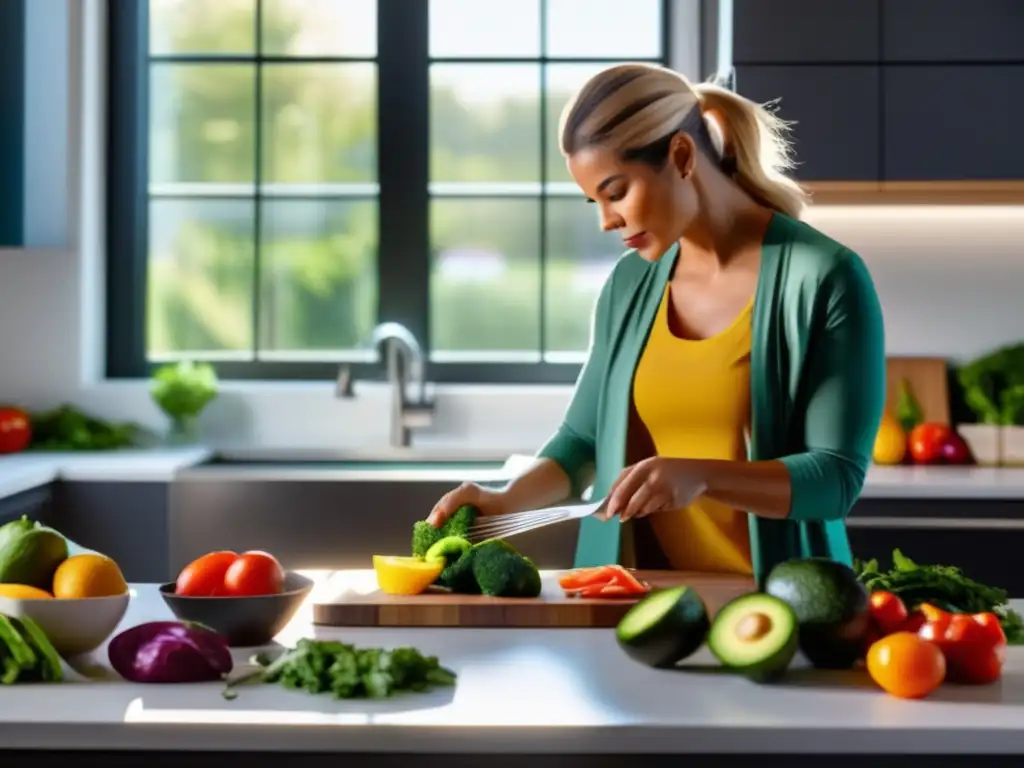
427 482 510 528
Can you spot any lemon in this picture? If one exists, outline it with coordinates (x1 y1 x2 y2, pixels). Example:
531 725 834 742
873 411 907 465
373 555 443 596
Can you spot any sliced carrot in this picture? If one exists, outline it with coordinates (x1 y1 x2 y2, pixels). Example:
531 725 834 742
558 565 617 589
600 584 641 598
606 566 649 594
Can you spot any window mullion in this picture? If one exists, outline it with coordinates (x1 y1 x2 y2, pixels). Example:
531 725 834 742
106 0 150 378
251 0 264 360
376 0 431 353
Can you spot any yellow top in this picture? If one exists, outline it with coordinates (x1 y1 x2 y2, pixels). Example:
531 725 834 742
632 284 754 575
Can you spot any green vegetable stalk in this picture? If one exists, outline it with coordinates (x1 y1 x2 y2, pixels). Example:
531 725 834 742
149 361 219 443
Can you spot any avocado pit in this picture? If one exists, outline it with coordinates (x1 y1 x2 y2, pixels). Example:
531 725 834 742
734 611 773 643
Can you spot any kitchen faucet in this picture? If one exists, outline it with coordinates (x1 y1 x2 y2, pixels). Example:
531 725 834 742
335 322 435 448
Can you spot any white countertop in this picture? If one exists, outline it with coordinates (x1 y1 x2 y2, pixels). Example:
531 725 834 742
1 570 1024 755
860 465 1024 499
0 447 214 498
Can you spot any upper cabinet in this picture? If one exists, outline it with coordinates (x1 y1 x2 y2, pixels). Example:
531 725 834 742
727 0 1024 194
882 0 1024 63
733 0 879 64
734 65 880 181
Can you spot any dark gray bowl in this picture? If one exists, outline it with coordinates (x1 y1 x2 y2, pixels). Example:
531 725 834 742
158 571 315 647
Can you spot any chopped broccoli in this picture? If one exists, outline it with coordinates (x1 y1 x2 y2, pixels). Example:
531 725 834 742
470 540 542 598
439 550 481 594
411 521 442 560
411 504 480 559
443 504 479 539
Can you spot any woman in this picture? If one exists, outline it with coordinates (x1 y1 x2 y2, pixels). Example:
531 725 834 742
427 63 887 587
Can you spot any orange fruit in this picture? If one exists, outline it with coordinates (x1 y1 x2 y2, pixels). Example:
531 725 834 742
52 553 128 599
866 631 946 699
0 584 53 599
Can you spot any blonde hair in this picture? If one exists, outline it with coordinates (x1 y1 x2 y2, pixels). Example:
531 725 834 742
558 63 809 219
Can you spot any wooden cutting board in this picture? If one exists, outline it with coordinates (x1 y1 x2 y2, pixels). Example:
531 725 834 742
311 571 754 629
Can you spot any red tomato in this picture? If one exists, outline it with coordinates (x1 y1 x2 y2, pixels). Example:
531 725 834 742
223 551 285 596
175 550 239 596
869 591 909 635
908 422 953 464
903 610 928 634
0 407 32 454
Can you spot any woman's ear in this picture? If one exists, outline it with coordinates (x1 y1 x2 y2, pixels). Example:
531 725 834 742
669 132 697 180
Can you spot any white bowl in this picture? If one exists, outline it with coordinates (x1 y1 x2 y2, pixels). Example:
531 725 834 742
0 592 131 657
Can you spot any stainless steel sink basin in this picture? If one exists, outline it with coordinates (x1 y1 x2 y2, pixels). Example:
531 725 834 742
178 446 527 480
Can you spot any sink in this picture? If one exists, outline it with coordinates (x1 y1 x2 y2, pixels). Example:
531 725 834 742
178 447 522 479
168 445 579 574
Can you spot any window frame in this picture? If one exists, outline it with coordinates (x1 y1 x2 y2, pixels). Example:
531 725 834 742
106 0 672 385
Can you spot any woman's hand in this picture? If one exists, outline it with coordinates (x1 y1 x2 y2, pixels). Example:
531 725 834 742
427 482 510 527
599 457 709 522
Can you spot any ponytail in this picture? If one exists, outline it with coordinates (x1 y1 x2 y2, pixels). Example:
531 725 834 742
692 81 809 219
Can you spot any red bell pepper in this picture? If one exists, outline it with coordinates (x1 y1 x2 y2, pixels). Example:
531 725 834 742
916 603 1006 685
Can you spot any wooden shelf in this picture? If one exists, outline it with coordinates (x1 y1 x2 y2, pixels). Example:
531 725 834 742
804 181 1024 206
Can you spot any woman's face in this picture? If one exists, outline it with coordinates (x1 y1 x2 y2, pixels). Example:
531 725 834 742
566 135 698 262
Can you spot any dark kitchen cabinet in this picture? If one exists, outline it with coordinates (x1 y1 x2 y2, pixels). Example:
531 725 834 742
883 0 1024 63
732 0 881 64
883 65 1024 181
734 65 881 182
0 485 52 526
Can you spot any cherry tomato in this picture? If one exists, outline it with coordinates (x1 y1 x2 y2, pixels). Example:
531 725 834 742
0 407 31 454
175 550 239 596
903 610 928 634
867 631 946 699
908 423 952 465
868 591 909 635
223 550 286 596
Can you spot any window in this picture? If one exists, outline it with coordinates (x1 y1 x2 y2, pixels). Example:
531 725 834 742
107 0 669 384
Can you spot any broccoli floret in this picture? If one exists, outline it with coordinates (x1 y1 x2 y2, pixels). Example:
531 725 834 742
442 504 479 539
411 521 443 560
470 540 542 598
411 505 480 560
439 550 481 594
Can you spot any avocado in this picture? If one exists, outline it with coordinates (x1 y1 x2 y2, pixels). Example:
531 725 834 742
707 593 798 682
764 557 870 670
615 585 710 669
0 516 69 591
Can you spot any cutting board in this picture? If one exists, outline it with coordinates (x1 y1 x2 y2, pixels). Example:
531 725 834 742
886 356 951 425
311 571 754 629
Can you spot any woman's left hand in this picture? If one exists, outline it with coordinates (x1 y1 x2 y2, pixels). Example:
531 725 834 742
599 457 709 522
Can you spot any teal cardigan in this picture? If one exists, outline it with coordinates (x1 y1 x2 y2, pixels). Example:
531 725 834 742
536 212 887 586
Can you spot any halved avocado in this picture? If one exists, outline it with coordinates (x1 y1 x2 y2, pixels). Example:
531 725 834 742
615 585 710 669
707 593 798 683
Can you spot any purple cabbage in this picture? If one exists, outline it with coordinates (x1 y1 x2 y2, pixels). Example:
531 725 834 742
108 621 233 683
